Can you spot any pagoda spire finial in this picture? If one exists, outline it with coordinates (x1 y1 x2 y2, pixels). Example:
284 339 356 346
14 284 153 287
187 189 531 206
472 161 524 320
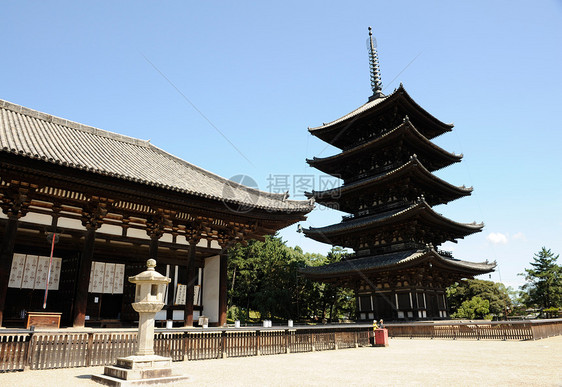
368 26 384 101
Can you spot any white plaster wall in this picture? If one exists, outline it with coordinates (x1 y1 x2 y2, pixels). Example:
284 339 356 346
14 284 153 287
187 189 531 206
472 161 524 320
202 255 220 323
57 217 85 230
97 223 122 236
127 228 150 240
21 212 52 225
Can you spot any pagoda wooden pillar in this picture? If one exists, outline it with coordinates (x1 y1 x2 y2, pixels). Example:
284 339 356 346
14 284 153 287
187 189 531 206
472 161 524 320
73 201 106 327
0 187 32 327
184 240 198 327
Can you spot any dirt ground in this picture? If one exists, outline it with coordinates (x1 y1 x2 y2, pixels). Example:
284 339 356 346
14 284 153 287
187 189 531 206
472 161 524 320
1 336 561 386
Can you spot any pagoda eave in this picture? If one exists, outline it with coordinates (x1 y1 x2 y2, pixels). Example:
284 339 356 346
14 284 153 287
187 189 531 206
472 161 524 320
309 158 472 206
308 85 453 146
300 249 495 281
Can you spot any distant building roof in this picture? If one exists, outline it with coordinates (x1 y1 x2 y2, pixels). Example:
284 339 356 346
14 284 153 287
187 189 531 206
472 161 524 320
0 99 314 213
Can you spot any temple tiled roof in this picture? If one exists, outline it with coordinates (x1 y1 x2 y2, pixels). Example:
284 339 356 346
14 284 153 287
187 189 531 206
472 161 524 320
0 99 314 213
300 249 496 278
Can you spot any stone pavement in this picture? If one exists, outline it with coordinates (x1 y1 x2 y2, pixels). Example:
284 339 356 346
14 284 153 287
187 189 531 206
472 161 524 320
1 336 561 386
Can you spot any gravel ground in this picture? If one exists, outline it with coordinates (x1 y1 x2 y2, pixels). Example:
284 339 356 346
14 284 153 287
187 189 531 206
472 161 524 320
1 336 561 387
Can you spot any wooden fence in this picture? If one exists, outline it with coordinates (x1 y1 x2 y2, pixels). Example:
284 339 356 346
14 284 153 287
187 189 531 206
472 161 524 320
1 319 561 372
385 318 562 341
0 325 371 372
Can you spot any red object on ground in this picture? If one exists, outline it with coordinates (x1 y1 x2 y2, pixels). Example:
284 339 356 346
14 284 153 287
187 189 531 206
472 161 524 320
374 328 389 347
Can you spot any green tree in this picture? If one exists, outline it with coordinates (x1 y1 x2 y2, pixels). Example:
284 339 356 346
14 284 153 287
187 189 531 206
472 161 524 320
520 247 562 309
227 235 355 323
451 296 491 320
447 279 511 319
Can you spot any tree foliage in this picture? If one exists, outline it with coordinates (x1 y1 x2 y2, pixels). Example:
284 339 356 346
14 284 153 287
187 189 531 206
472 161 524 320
452 296 491 320
227 235 355 323
446 279 511 319
520 247 562 309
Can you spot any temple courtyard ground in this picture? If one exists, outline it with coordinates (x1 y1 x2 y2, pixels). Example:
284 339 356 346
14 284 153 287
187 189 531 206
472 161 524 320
1 336 560 386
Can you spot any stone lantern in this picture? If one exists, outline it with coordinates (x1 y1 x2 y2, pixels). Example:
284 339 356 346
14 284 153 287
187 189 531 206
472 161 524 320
129 258 170 356
93 259 188 385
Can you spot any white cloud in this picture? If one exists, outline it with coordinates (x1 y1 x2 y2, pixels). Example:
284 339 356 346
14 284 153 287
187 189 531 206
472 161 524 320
486 232 508 245
512 232 526 241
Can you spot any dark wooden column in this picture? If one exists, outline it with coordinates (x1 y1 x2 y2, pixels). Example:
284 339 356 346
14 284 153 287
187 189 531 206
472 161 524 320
146 216 165 261
184 240 198 327
72 201 106 327
0 186 32 327
218 248 228 327
0 215 21 327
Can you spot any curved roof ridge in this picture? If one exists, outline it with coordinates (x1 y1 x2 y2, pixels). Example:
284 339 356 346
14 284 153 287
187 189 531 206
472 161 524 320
308 84 453 133
300 248 495 277
308 119 461 165
304 200 482 236
0 98 151 148
308 89 396 131
309 157 472 198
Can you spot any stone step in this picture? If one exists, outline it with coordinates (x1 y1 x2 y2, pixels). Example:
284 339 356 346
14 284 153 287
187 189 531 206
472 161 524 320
91 373 189 386
103 365 173 380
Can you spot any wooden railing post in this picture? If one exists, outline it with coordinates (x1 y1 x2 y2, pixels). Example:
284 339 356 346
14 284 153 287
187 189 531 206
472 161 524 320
256 330 261 356
221 330 227 359
285 329 290 354
86 332 94 367
25 330 35 370
311 331 316 352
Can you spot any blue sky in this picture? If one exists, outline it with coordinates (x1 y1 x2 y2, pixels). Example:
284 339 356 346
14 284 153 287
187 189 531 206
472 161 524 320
2 1 561 290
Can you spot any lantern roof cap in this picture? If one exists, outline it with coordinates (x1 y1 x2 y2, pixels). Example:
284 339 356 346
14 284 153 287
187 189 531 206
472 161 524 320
129 259 171 284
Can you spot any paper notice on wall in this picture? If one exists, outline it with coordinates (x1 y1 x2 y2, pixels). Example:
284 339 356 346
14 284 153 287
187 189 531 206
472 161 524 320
91 261 105 293
88 261 95 292
175 284 187 305
113 264 125 294
193 285 201 306
103 263 115 294
21 255 38 289
48 258 62 291
8 253 26 288
34 256 50 290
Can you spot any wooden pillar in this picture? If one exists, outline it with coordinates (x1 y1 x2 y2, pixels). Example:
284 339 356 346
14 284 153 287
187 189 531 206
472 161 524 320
184 241 198 327
218 252 228 327
0 186 32 327
73 201 106 327
73 225 96 327
0 215 20 327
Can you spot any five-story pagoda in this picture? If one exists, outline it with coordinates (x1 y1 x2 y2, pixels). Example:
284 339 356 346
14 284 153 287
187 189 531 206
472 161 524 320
301 28 495 321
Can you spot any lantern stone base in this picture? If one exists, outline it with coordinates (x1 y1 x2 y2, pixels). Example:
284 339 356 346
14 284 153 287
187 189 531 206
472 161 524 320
92 355 189 386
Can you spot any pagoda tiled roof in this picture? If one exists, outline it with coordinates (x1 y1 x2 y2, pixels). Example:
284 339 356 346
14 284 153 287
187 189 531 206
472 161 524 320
308 84 453 137
303 199 483 240
306 119 462 175
300 248 496 279
0 99 314 213
307 156 472 205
